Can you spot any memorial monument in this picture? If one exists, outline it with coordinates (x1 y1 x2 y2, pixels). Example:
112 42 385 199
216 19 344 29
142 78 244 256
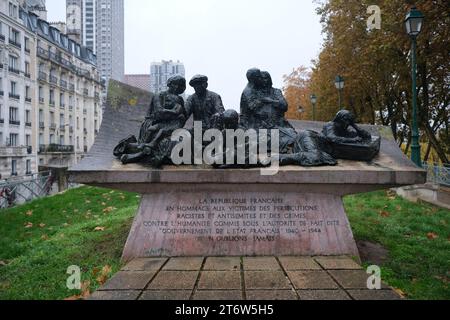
69 70 426 262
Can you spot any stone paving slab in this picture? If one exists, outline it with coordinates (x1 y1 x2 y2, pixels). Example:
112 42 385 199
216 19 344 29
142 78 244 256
121 258 168 271
287 271 340 290
279 257 322 270
163 257 204 271
204 257 241 271
315 256 362 270
100 271 156 290
245 271 292 290
147 271 199 290
198 271 241 290
91 256 403 300
243 257 281 271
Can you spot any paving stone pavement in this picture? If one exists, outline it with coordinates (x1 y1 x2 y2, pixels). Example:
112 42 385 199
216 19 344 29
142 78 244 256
89 256 403 301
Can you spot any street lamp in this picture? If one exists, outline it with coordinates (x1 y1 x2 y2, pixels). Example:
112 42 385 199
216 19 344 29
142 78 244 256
297 106 304 120
405 6 424 168
334 76 345 110
310 94 317 121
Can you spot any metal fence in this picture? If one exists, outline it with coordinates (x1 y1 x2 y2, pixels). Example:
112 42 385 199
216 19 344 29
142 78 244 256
423 163 450 187
0 172 55 210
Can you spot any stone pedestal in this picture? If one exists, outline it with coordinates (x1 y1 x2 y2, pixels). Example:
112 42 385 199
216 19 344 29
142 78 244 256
122 189 359 262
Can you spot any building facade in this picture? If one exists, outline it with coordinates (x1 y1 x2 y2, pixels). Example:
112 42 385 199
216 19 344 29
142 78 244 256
0 0 38 180
0 0 103 181
66 0 124 83
123 74 150 92
150 60 185 94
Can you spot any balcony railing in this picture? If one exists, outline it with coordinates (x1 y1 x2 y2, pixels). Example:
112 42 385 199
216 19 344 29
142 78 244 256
38 71 47 81
25 97 32 103
60 103 66 109
0 118 4 124
0 34 5 41
83 109 87 115
83 89 89 96
60 80 67 89
39 97 44 104
8 67 20 74
25 122 32 127
9 93 20 100
69 105 74 111
39 144 74 154
0 91 4 96
9 120 20 125
69 126 74 133
25 72 31 78
37 46 49 59
69 83 75 92
49 101 55 107
49 123 57 130
39 122 45 128
60 125 66 131
9 39 21 48
49 75 58 84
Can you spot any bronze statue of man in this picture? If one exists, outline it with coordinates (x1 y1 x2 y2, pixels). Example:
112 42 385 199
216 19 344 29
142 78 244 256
185 75 226 130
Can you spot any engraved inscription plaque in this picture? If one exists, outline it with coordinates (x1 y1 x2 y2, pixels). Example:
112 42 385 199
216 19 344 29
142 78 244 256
122 190 359 261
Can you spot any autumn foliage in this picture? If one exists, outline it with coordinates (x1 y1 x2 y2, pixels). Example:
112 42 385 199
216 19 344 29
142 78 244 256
283 0 449 164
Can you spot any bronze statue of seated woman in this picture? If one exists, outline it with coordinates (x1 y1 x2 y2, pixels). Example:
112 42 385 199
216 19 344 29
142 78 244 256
113 75 187 167
321 110 380 161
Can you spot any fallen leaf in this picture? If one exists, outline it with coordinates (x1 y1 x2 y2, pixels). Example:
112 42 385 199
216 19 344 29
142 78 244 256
24 222 33 229
0 260 7 267
64 295 82 301
102 207 116 214
427 232 439 240
63 223 70 227
92 267 101 277
393 288 406 298
25 210 33 216
96 265 112 285
85 200 91 204
379 211 390 218
81 280 91 299
101 202 106 206
39 223 46 228
94 226 105 232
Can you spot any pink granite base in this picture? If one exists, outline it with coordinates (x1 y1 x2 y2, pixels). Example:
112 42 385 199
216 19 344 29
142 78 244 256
122 187 360 262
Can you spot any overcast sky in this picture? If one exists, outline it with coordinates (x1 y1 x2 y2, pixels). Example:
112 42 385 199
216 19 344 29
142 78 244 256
46 0 323 109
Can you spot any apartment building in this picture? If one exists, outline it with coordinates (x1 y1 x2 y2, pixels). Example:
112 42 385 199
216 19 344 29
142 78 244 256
0 0 37 180
150 60 185 94
0 0 103 180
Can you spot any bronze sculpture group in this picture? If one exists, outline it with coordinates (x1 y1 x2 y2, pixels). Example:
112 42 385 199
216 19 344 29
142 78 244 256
114 68 380 168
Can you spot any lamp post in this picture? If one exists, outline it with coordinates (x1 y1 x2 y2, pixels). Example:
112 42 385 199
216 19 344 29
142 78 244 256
334 76 345 110
310 94 317 121
405 6 424 168
297 106 304 120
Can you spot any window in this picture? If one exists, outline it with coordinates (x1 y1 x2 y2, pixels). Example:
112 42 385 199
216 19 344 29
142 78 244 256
26 160 31 174
10 81 17 95
39 86 44 102
24 37 30 52
9 3 18 18
9 133 18 146
8 55 18 71
25 62 30 77
39 110 44 123
9 107 18 122
25 110 31 124
49 134 55 144
26 134 31 146
49 89 55 105
11 159 17 176
59 135 64 145
39 133 43 145
25 86 31 100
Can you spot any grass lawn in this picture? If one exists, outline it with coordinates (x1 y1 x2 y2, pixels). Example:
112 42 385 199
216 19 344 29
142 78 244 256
0 186 448 300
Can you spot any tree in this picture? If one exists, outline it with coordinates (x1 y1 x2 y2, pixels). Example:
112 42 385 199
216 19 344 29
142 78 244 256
305 0 449 164
283 66 312 120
